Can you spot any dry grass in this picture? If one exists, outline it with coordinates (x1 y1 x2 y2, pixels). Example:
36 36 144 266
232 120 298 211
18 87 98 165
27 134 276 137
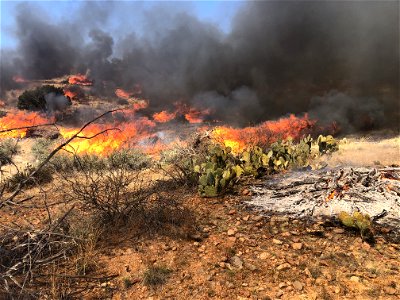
316 135 399 167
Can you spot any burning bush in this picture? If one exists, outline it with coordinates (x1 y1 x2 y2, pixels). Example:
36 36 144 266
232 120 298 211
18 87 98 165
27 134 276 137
17 85 70 111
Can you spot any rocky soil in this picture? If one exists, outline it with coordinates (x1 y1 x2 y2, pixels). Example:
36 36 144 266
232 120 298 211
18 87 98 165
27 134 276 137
90 184 399 300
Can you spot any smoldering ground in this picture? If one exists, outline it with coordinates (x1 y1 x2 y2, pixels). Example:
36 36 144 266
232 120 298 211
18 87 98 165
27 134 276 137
1 1 398 132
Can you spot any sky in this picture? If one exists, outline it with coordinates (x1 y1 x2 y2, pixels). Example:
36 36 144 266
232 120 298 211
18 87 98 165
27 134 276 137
0 1 244 50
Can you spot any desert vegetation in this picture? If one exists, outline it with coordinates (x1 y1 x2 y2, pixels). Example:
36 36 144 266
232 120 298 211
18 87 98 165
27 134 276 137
1 112 399 300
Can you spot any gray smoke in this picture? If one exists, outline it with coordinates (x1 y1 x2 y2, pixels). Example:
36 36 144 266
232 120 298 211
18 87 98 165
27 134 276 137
1 1 398 132
44 93 70 112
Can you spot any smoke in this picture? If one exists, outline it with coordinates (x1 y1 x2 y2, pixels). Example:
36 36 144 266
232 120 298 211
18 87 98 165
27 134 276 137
1 1 398 132
44 93 70 113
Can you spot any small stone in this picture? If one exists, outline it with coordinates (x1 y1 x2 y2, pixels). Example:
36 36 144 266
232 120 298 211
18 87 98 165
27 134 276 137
333 228 345 234
227 229 236 236
291 243 303 250
244 262 257 271
279 282 287 288
293 281 303 291
259 252 269 260
230 256 243 269
277 263 291 271
242 215 250 221
242 189 250 195
350 276 360 283
193 242 200 246
172 246 177 251
272 239 283 245
334 287 341 294
281 232 291 237
384 287 397 295
253 215 263 222
228 209 236 215
242 283 248 287
276 290 284 298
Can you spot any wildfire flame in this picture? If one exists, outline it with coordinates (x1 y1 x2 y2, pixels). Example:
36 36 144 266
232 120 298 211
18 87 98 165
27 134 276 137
153 110 176 123
68 74 92 86
0 110 51 138
59 117 156 155
212 114 316 153
115 88 131 99
64 89 77 99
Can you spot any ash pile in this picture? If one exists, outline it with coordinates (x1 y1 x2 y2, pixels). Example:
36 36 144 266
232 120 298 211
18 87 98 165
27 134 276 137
247 167 400 230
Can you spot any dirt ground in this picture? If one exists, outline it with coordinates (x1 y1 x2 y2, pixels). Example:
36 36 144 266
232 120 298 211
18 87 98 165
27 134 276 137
1 134 399 299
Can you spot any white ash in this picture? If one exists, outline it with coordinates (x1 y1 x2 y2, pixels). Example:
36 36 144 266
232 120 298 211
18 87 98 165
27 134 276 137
247 167 400 230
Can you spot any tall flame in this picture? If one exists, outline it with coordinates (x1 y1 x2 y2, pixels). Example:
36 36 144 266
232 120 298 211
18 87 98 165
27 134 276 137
0 110 51 138
212 114 316 153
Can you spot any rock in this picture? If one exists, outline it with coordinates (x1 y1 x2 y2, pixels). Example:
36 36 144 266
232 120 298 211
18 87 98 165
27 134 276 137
279 282 287 288
228 209 236 215
333 228 345 234
350 276 360 283
384 286 397 295
272 239 283 245
277 263 291 271
244 262 257 271
227 229 236 236
242 215 250 221
252 215 263 222
276 289 284 297
242 189 250 195
259 252 269 260
291 243 303 250
293 281 303 291
230 256 243 269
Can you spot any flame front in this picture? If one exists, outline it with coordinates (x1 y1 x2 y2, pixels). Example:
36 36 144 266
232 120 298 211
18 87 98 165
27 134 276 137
0 110 51 138
69 74 92 86
212 114 316 153
153 111 176 123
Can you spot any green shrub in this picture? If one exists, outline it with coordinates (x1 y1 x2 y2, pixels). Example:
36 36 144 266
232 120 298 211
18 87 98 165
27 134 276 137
107 149 150 170
143 266 172 287
7 164 53 190
17 85 69 111
0 139 20 166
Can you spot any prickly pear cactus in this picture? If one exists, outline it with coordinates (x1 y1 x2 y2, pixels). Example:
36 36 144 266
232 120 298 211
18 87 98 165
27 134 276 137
240 146 270 177
338 211 375 244
195 145 239 197
317 135 339 154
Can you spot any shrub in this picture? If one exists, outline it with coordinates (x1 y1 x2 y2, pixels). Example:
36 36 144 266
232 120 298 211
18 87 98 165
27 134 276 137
17 85 69 111
63 164 150 223
0 139 20 166
143 266 172 287
7 164 53 190
107 149 150 170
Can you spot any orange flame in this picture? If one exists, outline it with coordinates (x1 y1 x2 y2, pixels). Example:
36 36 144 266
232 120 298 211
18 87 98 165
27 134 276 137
59 117 156 155
12 75 28 83
69 74 92 86
212 114 316 153
115 88 131 99
0 110 51 138
153 110 176 123
64 89 77 99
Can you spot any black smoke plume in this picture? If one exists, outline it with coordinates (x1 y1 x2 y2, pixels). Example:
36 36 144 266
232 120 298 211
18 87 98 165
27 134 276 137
1 1 398 132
